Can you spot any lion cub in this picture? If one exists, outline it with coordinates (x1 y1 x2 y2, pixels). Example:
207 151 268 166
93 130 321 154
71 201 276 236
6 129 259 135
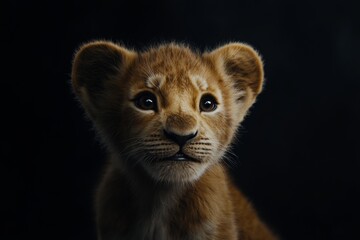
71 40 277 240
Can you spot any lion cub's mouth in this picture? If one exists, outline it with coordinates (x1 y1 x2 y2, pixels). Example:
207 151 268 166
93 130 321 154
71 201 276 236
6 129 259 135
162 151 200 162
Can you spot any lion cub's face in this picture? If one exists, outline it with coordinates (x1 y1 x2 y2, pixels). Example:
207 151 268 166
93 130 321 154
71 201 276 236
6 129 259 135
71 41 264 183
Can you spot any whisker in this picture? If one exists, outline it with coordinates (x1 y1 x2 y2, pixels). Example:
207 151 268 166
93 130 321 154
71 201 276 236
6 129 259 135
222 147 240 169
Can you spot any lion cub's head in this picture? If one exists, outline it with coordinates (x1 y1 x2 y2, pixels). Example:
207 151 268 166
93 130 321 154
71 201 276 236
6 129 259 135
71 41 263 183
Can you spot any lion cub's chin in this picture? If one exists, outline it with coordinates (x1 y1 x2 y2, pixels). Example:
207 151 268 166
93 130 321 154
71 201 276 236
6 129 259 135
142 159 211 183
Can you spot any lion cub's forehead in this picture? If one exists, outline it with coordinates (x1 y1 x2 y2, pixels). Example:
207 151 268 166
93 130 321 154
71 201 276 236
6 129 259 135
133 44 211 92
139 43 201 71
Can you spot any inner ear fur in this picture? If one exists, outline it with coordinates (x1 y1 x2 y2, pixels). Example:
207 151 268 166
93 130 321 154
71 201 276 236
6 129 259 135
71 40 137 108
206 43 264 98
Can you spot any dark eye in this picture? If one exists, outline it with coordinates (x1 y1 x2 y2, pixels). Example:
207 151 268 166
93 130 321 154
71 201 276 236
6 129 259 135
134 92 157 111
200 94 217 112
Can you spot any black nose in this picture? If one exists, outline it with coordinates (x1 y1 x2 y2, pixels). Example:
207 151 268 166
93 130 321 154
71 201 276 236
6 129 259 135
164 130 198 147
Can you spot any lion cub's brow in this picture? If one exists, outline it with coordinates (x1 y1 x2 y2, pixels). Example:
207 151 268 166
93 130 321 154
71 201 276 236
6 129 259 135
145 74 165 89
189 75 208 91
145 73 208 91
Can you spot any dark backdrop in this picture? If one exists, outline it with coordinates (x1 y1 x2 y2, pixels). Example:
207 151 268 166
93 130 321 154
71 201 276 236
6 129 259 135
3 0 360 239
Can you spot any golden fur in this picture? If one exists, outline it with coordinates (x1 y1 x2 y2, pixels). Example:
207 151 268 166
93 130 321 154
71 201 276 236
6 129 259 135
71 40 278 240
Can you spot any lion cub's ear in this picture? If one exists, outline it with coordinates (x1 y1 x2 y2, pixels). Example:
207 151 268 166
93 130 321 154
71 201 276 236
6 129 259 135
71 40 137 116
206 43 264 99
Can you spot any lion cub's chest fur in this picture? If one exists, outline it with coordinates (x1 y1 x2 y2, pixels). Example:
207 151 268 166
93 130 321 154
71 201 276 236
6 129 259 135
99 164 237 240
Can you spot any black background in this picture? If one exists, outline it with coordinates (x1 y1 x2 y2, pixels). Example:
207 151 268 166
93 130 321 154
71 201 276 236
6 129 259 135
3 0 360 239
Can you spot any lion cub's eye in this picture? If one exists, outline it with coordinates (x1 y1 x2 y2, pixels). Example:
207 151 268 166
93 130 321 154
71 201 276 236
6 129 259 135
134 92 157 111
200 94 218 112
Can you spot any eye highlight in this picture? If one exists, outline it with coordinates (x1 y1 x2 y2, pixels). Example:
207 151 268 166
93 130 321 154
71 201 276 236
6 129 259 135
200 94 218 112
134 91 157 111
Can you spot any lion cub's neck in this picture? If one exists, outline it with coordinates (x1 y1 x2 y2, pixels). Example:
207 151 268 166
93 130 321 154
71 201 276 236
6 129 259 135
102 157 235 240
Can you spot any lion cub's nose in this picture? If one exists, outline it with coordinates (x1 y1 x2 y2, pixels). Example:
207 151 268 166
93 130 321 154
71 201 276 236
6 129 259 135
164 130 198 147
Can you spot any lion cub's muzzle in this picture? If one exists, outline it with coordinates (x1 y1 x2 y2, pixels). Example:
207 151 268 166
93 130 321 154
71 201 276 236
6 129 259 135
162 130 199 162
163 130 198 147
